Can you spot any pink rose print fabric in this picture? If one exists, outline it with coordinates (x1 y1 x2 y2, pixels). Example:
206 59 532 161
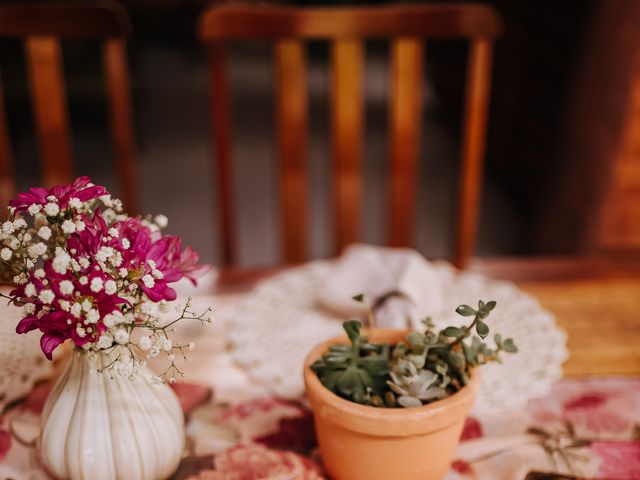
448 377 640 480
1 377 639 479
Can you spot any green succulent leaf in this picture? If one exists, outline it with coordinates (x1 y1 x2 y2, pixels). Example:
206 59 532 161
462 342 477 365
476 320 490 339
442 326 464 337
484 301 497 311
343 320 361 343
456 305 477 317
352 293 364 303
407 331 424 345
502 338 518 353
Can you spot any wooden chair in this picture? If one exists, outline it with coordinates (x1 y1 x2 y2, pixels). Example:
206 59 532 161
0 2 139 214
199 4 502 268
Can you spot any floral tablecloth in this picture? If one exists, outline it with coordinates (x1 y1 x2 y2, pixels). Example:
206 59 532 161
1 376 639 479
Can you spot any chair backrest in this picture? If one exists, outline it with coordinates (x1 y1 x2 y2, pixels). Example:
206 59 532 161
199 4 502 268
0 2 139 214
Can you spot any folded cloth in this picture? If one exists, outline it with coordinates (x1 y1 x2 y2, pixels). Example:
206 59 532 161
316 244 443 328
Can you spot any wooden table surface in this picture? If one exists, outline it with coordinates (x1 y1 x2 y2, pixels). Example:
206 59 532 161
213 255 640 377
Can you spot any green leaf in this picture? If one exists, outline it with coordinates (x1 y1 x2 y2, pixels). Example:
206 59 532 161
407 332 424 345
352 293 364 303
484 300 497 311
456 305 477 317
343 320 361 343
441 326 464 337
502 338 518 353
323 352 350 365
336 366 362 395
476 321 489 339
494 333 502 347
462 342 477 365
329 344 351 353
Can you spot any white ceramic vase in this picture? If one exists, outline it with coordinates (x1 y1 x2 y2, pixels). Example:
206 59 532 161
40 350 185 480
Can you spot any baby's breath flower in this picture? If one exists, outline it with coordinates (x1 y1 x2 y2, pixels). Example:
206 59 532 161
81 299 92 312
140 302 158 317
61 219 76 234
34 268 45 279
160 337 172 352
86 309 100 324
79 276 88 285
23 303 35 315
95 246 113 263
70 303 82 318
154 214 168 228
114 328 129 345
0 247 12 261
43 202 59 216
52 250 71 274
141 274 155 289
59 280 74 296
75 220 86 232
37 226 52 240
2 221 15 235
96 333 113 349
121 238 130 250
188 342 195 351
24 283 36 297
27 242 47 259
68 197 82 209
139 336 152 351
38 289 55 305
119 267 128 278
27 204 42 215
90 277 104 293
104 279 117 295
13 218 27 229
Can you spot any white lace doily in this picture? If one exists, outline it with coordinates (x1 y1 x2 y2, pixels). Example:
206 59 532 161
221 261 568 413
0 300 52 412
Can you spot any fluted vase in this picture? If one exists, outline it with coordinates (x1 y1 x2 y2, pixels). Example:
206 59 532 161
40 350 185 480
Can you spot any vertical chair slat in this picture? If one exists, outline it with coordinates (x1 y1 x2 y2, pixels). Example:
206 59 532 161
103 38 138 215
25 36 73 187
455 38 494 268
275 40 308 263
0 72 15 215
331 39 364 253
209 43 236 266
388 37 423 247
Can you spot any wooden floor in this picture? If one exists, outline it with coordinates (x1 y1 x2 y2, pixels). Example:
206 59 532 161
216 255 640 377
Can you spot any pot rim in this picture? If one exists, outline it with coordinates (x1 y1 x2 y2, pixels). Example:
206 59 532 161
303 328 481 436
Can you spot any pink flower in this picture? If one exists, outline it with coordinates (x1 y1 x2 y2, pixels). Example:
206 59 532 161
189 444 324 480
591 441 640 479
13 258 126 359
9 176 106 213
0 427 11 460
179 247 211 285
460 416 483 441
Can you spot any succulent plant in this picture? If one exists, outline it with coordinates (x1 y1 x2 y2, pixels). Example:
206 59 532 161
311 320 390 404
313 298 518 408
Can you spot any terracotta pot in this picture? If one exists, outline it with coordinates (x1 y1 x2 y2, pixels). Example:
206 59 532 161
303 328 481 480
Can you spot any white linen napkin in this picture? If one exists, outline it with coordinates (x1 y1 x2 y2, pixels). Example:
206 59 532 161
316 244 443 328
